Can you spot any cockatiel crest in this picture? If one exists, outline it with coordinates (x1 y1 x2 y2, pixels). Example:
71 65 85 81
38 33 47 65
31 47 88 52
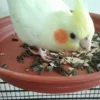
72 0 95 41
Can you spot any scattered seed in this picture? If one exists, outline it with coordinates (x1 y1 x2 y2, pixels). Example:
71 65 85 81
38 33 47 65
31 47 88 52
70 70 77 76
20 43 29 49
94 34 98 37
69 74 73 77
91 42 99 48
30 62 39 68
62 71 69 76
68 67 77 76
32 66 40 72
87 53 93 57
54 66 68 76
72 52 77 56
39 65 45 75
0 53 5 56
68 67 74 71
50 53 58 56
17 56 24 63
12 38 19 41
25 68 30 72
63 60 67 65
76 54 80 57
47 66 54 72
21 51 30 57
65 57 72 64
72 63 84 70
59 52 64 57
50 63 55 67
42 63 48 67
97 37 100 41
72 58 84 64
0 64 7 69
79 53 86 57
96 63 100 71
85 66 94 73
60 58 65 64
84 62 89 67
54 58 61 66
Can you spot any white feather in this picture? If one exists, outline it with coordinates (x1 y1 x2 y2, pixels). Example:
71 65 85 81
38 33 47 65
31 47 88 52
7 0 71 50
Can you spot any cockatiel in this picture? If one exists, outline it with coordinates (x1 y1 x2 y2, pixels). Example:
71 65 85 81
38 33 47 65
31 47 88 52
7 0 95 61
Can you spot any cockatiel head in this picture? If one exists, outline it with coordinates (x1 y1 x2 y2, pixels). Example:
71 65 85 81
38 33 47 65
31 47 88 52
55 0 95 51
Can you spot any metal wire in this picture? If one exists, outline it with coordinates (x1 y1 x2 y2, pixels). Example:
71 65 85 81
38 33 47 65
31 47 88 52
0 79 100 100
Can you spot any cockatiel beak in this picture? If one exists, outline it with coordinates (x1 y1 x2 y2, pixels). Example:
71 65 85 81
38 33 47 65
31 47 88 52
79 37 92 51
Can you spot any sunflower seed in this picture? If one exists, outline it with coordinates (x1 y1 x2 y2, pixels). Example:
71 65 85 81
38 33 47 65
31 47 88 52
1 64 7 69
47 66 54 72
25 68 30 72
85 66 94 73
39 65 45 75
96 63 100 71
0 53 5 56
60 58 65 64
12 38 19 41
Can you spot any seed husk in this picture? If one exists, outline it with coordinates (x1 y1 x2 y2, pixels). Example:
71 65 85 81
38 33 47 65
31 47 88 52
30 62 40 68
69 70 77 76
39 65 45 75
62 71 69 76
96 63 100 71
61 66 69 75
0 53 5 56
68 67 77 76
54 67 68 76
72 63 84 70
60 58 65 64
20 43 29 49
72 52 77 56
32 66 40 72
12 38 19 41
85 66 94 73
0 64 7 69
47 66 54 72
42 63 48 67
50 63 55 67
25 68 30 72
53 58 60 67
50 53 58 56
17 56 24 63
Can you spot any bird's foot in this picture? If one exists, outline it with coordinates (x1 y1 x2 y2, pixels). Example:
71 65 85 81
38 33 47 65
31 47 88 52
29 47 52 62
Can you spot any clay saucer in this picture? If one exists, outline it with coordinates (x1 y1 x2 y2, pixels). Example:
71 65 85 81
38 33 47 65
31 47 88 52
0 13 100 93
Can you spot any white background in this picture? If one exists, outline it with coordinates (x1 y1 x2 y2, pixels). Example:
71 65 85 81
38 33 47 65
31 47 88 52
0 0 100 18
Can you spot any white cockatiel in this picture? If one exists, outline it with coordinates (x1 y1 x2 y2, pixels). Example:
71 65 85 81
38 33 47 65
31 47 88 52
7 0 95 61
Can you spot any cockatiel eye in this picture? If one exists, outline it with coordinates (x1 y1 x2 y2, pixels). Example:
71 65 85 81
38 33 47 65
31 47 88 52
70 33 76 40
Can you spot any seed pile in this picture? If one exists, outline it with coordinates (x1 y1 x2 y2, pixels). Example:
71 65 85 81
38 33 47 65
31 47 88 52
16 32 100 76
68 32 100 73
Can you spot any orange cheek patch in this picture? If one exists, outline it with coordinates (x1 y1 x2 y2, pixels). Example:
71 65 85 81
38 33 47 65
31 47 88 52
54 29 69 44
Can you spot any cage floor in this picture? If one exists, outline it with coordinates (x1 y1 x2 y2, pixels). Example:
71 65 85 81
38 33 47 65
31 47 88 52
0 14 100 93
0 79 100 100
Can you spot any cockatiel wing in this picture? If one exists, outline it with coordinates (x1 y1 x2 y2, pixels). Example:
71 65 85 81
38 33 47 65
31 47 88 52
7 0 71 50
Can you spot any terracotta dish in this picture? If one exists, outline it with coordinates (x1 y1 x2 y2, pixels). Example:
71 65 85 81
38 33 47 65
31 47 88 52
0 13 100 93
